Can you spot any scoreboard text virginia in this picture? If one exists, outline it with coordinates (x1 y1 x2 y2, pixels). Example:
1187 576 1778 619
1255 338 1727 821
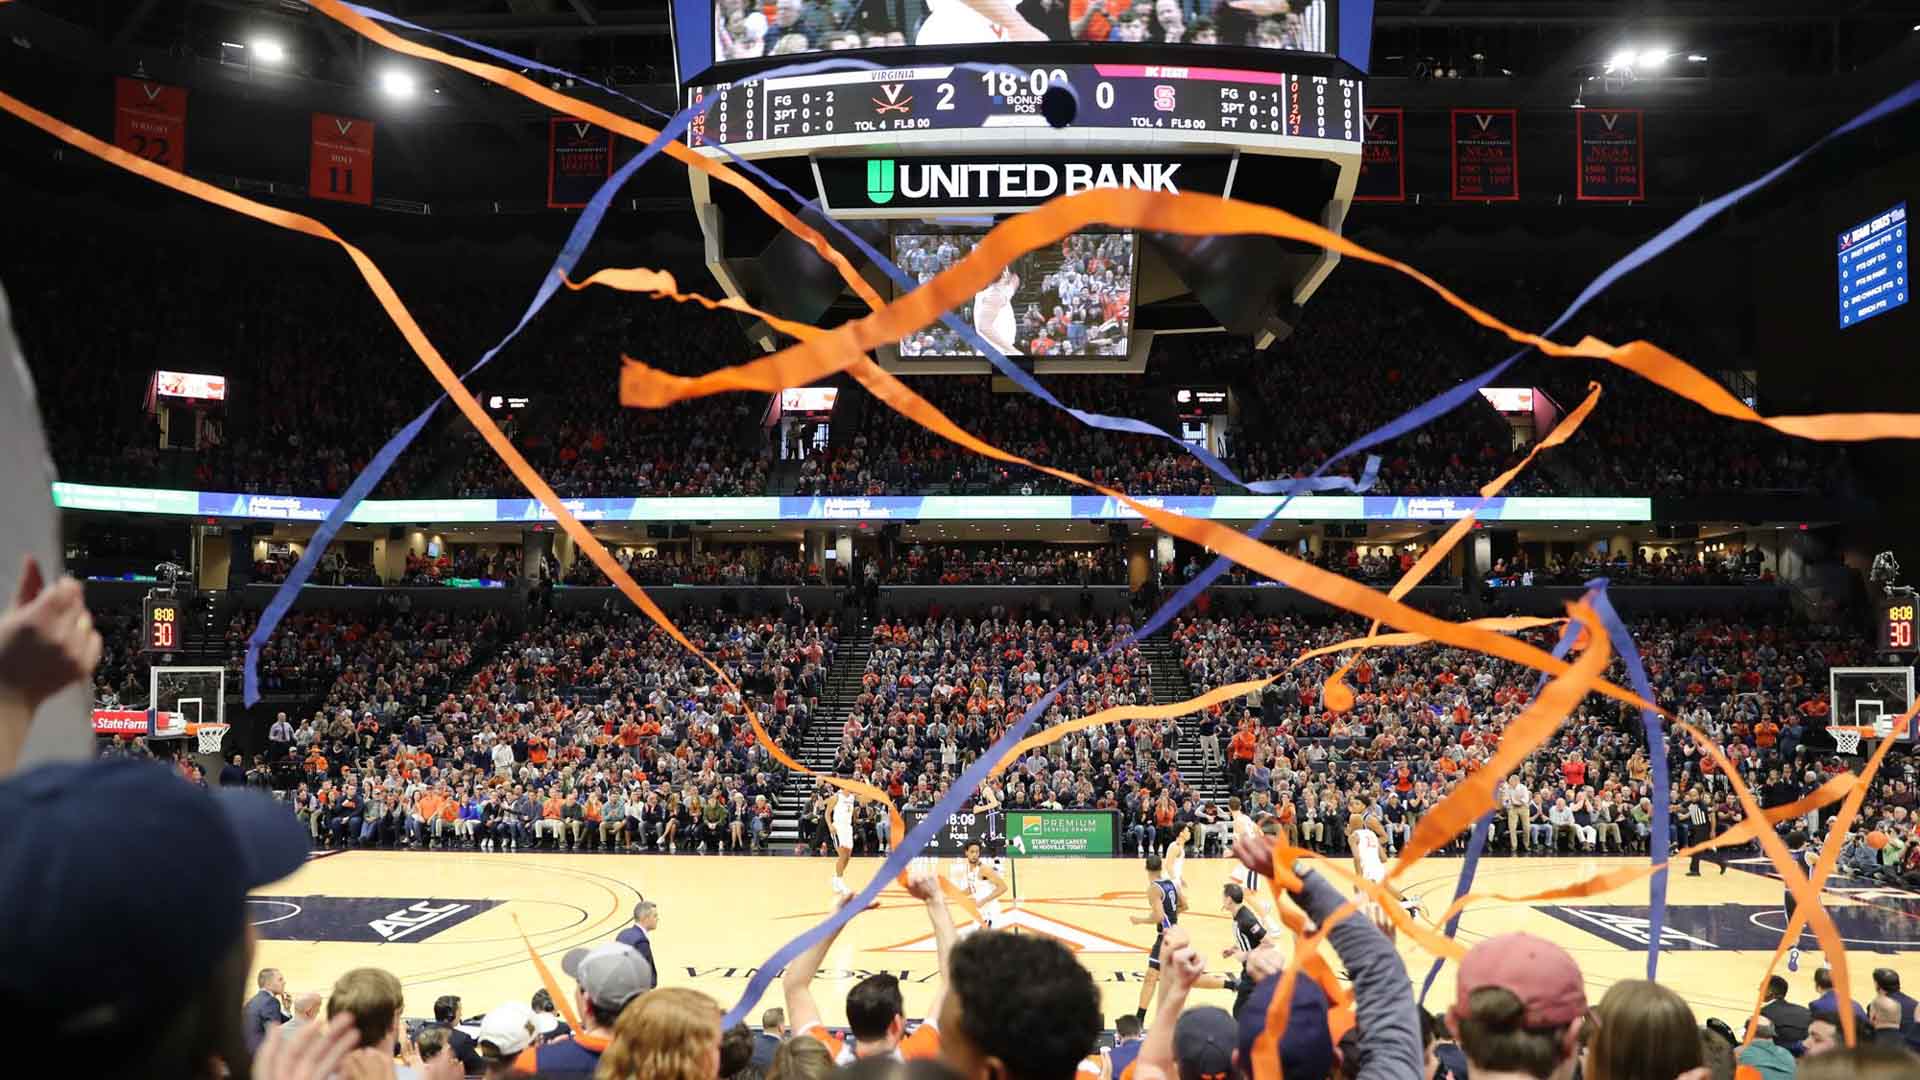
687 64 1362 155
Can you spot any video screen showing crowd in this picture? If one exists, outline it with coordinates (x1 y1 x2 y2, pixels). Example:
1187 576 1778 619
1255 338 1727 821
895 232 1136 358
714 0 1330 60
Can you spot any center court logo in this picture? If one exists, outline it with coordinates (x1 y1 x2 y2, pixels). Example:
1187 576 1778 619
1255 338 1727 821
867 159 897 204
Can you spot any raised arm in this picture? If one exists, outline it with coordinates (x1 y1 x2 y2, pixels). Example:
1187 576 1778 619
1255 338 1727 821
781 893 856 1036
907 866 959 1024
1132 927 1204 1080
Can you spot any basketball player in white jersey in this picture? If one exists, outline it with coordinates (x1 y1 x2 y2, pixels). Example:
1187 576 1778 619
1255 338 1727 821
1348 810 1420 918
954 842 1009 928
1230 812 1283 932
914 0 1049 45
972 268 1021 357
830 788 857 895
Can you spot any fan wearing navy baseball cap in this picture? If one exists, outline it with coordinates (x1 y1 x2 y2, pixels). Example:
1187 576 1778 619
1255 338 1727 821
0 757 311 1079
1446 933 1591 1080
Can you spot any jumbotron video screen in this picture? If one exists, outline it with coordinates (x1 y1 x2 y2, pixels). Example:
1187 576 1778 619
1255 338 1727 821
893 230 1136 358
713 0 1331 62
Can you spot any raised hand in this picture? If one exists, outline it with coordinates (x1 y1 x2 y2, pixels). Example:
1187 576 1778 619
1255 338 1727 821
251 1012 360 1080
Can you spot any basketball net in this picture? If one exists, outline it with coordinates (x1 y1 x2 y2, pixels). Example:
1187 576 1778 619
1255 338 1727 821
189 723 231 755
1833 728 1863 755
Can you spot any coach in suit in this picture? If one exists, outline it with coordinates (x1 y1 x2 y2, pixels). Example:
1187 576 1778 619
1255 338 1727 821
615 899 658 974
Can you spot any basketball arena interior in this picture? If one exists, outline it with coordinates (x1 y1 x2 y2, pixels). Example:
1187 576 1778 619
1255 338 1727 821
3 2 1920 1078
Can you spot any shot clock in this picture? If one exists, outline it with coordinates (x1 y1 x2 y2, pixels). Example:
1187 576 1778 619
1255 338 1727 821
1880 599 1916 655
143 597 183 654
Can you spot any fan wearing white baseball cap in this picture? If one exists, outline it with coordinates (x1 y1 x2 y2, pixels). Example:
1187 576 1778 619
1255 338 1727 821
512 942 655 1076
473 1001 537 1076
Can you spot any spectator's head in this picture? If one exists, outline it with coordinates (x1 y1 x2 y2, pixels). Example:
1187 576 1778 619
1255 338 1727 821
1871 994 1903 1029
0 761 310 1077
1873 967 1902 994
1815 966 1837 992
1805 1010 1842 1057
475 1000 536 1064
598 986 725 1080
846 972 908 1048
434 994 462 1024
768 1033 835 1080
1763 975 1789 1002
1749 1016 1777 1042
722 1022 758 1077
762 1006 787 1037
1695 1026 1734 1080
291 992 323 1023
1176 1006 1238 1080
327 967 406 1051
940 930 1102 1080
258 967 286 995
1447 934 1588 1080
1234 972 1336 1080
415 1022 454 1068
1798 1044 1920 1080
564 942 656 1030
1114 1015 1142 1042
635 899 661 931
1583 980 1700 1080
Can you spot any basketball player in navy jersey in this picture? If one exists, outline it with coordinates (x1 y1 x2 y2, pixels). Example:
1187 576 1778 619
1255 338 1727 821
1784 828 1813 971
1130 854 1225 1021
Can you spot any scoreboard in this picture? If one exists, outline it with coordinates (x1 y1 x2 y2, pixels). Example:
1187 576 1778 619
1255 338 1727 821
687 64 1363 157
143 597 182 654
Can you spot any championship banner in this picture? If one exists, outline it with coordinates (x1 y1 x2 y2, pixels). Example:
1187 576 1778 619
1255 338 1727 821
1355 107 1405 202
1451 108 1519 202
548 116 614 209
1006 810 1118 857
1576 109 1645 202
310 113 374 205
113 77 186 172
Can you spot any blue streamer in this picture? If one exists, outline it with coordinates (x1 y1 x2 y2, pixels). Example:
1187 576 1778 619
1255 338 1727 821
1588 582 1671 980
247 5 1384 702
247 6 1914 1019
338 5 1374 499
1419 602 1587 1006
243 76 709 704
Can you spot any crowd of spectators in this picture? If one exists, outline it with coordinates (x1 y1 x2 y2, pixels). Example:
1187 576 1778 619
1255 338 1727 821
255 605 835 856
562 544 836 588
11 199 1861 507
800 376 1222 497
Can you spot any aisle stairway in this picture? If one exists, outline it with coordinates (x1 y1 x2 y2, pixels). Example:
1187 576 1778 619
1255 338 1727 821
770 618 873 846
1140 632 1232 808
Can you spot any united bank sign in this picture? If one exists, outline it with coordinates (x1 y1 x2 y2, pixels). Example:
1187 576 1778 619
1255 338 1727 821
818 153 1235 215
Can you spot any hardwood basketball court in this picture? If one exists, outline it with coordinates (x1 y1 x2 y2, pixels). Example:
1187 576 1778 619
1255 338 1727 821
251 851 1920 1026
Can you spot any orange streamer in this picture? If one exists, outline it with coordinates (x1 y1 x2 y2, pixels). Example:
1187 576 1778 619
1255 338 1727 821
1738 709 1909 1049
513 913 584 1031
1325 384 1603 705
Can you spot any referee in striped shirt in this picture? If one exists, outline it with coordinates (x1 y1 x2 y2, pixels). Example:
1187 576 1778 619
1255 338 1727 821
1220 883 1267 1018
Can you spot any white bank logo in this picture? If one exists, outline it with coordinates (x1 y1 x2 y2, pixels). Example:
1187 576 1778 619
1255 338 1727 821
865 158 1193 205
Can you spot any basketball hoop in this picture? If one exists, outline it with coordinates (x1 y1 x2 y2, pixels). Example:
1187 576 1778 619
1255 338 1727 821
188 723 230 755
1830 725 1875 755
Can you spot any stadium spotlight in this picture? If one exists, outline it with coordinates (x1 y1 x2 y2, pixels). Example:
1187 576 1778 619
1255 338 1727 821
379 69 416 99
1607 48 1636 72
1636 48 1670 68
1687 53 1709 62
250 38 286 64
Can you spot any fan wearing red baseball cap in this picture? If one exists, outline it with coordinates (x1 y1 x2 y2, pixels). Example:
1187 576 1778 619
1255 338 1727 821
1446 933 1592 1080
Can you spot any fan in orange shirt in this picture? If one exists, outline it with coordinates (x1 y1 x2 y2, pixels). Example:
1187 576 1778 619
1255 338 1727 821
784 867 954 1066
